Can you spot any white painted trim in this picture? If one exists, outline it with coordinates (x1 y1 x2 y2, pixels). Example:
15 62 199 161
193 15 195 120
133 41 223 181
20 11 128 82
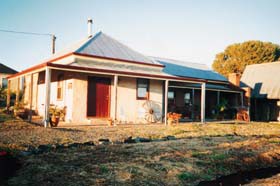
44 67 51 127
168 85 242 93
201 82 206 123
164 80 169 126
113 75 118 123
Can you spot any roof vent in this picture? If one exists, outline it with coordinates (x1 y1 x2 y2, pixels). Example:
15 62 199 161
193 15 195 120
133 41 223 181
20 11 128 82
87 18 93 38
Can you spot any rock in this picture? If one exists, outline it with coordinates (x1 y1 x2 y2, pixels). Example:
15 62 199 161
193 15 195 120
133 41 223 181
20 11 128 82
98 139 110 145
83 141 95 146
79 171 87 177
19 151 33 156
162 135 176 141
124 136 136 143
135 137 151 143
37 145 51 152
69 143 81 148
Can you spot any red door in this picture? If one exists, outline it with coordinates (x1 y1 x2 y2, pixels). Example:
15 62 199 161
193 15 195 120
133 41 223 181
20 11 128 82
87 77 111 117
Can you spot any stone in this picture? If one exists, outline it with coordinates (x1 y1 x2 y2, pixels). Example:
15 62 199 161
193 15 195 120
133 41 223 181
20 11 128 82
162 135 176 141
98 139 110 145
124 136 136 143
135 137 151 143
83 141 95 146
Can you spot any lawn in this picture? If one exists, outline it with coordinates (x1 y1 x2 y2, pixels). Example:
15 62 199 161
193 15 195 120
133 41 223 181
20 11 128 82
1 112 280 185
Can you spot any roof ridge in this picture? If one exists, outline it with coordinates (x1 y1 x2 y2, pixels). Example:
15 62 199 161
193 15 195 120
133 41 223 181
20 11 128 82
75 31 103 53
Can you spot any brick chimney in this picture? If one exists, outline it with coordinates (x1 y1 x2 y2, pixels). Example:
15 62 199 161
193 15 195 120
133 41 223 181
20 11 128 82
228 73 241 87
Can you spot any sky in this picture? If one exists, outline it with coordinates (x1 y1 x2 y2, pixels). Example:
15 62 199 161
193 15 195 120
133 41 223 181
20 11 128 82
0 0 280 71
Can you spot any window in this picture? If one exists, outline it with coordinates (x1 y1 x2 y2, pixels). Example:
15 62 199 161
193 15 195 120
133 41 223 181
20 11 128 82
57 74 64 100
184 92 191 104
137 79 149 100
168 91 175 105
168 91 174 99
2 78 7 88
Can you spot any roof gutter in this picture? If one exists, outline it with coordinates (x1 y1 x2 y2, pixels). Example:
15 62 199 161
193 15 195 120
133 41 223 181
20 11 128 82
7 52 73 80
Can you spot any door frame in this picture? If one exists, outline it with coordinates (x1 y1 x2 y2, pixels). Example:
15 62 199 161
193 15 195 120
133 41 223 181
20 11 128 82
86 76 111 118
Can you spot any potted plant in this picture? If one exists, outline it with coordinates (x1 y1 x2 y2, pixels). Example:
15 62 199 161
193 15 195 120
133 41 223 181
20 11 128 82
49 105 65 127
107 118 113 126
167 112 182 125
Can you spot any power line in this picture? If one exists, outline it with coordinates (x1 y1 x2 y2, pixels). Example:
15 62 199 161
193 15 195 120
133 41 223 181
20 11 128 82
0 28 56 54
0 29 53 36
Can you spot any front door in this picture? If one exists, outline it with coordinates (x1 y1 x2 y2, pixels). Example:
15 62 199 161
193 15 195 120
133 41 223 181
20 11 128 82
87 77 111 117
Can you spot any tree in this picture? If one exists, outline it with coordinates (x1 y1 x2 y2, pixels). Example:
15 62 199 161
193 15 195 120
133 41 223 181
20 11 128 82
212 40 280 76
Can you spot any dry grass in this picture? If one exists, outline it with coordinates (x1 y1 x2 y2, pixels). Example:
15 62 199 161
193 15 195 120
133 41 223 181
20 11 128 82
1 113 280 185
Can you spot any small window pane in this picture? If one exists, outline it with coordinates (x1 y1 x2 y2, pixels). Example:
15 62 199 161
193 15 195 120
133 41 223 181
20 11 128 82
138 87 147 98
184 93 190 100
2 78 7 88
137 79 149 99
168 92 174 99
184 93 191 104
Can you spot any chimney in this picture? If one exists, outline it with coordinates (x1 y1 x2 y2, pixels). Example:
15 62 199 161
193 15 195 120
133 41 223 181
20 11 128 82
228 73 241 87
87 18 93 38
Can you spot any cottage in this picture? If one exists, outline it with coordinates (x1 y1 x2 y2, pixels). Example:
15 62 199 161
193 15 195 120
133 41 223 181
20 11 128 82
7 23 244 126
0 63 17 89
241 62 280 121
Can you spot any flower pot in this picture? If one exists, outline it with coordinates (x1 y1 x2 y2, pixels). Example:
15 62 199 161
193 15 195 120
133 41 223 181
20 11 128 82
168 119 173 125
50 116 60 127
107 120 113 126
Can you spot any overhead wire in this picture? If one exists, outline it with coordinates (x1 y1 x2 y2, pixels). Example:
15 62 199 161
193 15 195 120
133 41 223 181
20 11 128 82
0 29 53 36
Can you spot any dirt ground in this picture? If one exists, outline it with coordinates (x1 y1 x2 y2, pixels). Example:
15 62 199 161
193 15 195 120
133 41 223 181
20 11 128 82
1 113 280 185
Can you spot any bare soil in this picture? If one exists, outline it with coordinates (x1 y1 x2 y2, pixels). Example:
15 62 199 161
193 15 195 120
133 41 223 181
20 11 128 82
1 113 280 185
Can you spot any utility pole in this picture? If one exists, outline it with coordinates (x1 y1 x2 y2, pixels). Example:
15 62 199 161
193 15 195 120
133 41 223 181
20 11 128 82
52 34 56 54
0 29 56 54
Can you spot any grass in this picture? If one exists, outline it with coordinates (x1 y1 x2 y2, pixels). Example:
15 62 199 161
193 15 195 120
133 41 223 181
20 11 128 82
178 172 199 181
1 112 280 185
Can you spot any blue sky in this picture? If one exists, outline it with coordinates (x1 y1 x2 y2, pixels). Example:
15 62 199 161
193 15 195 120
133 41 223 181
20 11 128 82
0 0 280 71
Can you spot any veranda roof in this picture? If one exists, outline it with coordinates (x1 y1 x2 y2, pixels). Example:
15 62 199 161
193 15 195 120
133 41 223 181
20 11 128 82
152 57 228 82
241 62 280 99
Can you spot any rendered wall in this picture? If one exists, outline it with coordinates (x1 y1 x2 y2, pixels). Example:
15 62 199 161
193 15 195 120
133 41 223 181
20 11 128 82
116 77 163 124
70 74 163 124
36 70 73 122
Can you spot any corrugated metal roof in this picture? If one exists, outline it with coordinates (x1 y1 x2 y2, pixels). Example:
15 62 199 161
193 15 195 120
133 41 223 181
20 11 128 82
241 62 280 99
41 32 229 83
75 32 158 65
69 59 170 77
0 63 17 74
151 57 228 82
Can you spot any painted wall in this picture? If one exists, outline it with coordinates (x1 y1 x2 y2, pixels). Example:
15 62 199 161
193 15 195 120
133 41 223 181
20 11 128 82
70 74 163 124
27 69 163 124
36 70 73 121
116 77 163 124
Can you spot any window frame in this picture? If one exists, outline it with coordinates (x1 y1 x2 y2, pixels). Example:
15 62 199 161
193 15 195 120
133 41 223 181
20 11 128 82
2 78 7 88
136 78 149 100
57 74 64 100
